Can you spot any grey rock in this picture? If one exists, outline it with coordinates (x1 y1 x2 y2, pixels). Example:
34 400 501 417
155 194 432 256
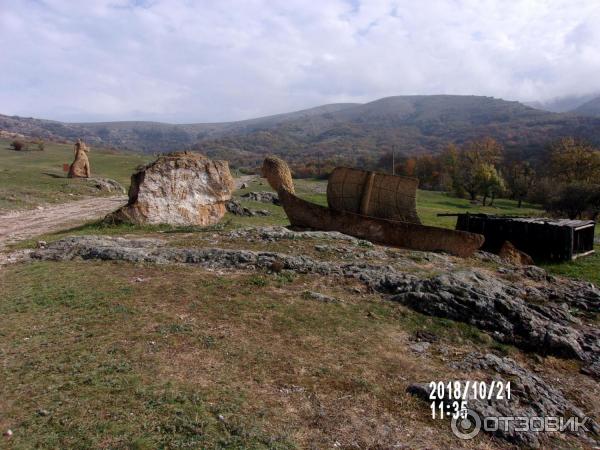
412 330 438 343
240 191 280 205
391 270 600 370
409 341 431 354
227 227 373 247
408 353 599 447
303 291 338 303
225 200 270 217
87 177 125 194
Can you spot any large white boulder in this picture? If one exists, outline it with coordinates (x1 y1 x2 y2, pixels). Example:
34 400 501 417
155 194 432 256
108 152 234 226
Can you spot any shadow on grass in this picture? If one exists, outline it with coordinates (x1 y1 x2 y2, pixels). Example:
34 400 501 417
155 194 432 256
42 172 67 179
50 218 234 236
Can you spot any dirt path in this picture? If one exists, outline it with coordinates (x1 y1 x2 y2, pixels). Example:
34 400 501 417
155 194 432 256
0 196 127 250
235 174 258 189
0 176 255 255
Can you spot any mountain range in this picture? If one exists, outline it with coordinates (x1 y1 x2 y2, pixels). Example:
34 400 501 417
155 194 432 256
3 94 600 167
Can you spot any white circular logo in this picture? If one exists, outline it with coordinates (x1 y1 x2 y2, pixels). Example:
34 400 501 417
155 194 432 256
451 409 482 440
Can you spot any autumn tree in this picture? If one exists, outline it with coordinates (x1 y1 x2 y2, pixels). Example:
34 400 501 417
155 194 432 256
475 163 505 206
546 183 600 219
414 155 443 190
449 138 504 201
505 161 535 207
548 137 600 184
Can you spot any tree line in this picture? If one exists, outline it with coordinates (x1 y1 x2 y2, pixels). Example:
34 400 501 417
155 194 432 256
381 137 600 219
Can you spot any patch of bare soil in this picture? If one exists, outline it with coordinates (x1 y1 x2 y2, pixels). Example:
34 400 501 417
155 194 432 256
0 196 126 250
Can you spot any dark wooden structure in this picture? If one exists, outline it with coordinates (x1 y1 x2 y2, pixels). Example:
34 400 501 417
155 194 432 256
453 214 595 261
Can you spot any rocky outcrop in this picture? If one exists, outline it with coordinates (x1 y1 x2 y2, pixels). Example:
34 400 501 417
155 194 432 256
68 139 91 178
32 235 599 377
393 270 600 375
225 200 270 217
106 152 234 226
226 226 372 244
87 177 125 194
392 270 600 374
408 353 599 447
240 191 280 205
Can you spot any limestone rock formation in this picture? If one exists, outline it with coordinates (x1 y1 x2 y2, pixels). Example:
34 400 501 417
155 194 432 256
225 200 270 217
68 139 91 178
408 353 599 447
240 191 280 205
87 177 125 194
107 152 234 226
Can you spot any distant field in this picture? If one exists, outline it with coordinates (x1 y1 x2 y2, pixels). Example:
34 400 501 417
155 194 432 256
0 139 150 212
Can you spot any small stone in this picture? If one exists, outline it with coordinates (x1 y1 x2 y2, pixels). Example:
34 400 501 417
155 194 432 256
413 330 438 343
409 342 431 354
36 206 44 210
269 260 285 273
3 429 12 437
240 182 249 189
37 409 50 417
217 414 225 422
36 240 47 249
303 291 338 303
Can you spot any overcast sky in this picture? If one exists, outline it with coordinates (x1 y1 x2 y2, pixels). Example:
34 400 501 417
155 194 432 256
1 0 599 123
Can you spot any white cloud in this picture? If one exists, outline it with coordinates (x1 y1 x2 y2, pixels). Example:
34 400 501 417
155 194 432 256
0 0 599 122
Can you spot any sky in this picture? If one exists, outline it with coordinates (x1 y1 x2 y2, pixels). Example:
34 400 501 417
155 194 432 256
1 0 600 123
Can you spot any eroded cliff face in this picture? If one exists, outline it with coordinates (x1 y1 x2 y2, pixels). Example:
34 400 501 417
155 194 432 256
107 152 234 226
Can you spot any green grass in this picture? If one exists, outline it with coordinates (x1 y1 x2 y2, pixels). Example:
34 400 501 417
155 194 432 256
0 138 150 211
416 190 542 229
541 251 600 286
1 260 507 449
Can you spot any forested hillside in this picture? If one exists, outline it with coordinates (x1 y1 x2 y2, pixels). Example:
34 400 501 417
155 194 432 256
3 95 600 169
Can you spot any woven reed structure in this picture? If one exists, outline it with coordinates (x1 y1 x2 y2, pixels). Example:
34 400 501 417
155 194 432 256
327 168 421 224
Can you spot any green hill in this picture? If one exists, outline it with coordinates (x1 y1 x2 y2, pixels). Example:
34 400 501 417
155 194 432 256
3 95 600 168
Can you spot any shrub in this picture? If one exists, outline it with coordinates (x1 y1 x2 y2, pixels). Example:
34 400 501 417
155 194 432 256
545 183 600 219
10 140 26 151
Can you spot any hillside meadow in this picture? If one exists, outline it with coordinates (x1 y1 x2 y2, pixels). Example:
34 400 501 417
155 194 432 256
0 139 149 212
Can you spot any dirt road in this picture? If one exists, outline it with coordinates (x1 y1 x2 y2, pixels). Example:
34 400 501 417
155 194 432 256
0 196 127 250
0 176 257 252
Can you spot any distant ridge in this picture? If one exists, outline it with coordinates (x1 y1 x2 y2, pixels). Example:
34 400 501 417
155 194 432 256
3 95 600 167
570 96 600 117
